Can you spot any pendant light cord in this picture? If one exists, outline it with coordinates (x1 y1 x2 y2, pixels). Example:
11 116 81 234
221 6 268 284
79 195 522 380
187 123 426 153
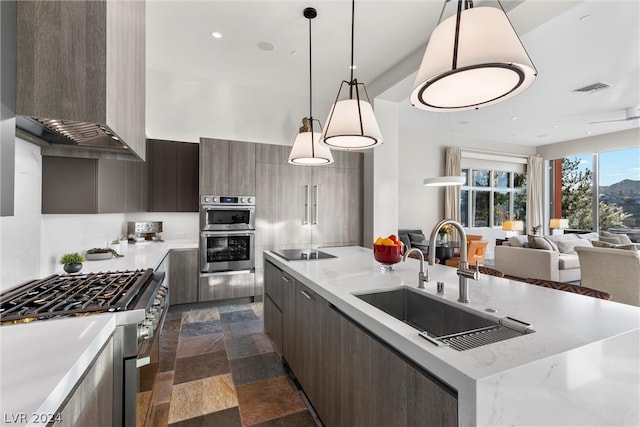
308 14 313 135
349 0 355 98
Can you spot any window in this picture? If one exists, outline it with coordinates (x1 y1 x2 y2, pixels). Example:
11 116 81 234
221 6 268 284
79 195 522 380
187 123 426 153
460 169 527 228
555 147 640 240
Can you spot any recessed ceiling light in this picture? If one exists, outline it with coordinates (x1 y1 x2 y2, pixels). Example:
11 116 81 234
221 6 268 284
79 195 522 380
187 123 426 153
586 131 593 135
257 41 276 51
511 117 518 121
210 31 223 39
349 65 357 70
290 50 298 56
552 124 559 128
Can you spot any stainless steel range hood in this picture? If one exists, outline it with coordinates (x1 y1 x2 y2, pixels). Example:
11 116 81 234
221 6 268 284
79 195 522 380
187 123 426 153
15 0 145 160
16 116 129 151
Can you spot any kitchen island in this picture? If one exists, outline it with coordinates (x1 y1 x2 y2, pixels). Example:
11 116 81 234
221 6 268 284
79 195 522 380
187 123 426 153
264 246 640 426
0 240 197 427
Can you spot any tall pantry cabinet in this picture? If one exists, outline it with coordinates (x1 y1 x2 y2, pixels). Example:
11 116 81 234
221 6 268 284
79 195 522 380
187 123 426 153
255 144 363 296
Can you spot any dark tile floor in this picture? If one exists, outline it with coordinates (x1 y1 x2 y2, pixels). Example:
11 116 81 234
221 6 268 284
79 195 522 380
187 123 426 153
140 302 319 427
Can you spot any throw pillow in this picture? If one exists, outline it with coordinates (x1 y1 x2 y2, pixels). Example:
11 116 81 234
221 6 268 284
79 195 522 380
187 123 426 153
543 236 559 252
508 235 529 247
528 235 553 250
556 239 592 254
600 230 633 245
591 239 615 248
617 234 633 245
615 244 637 251
407 233 425 243
577 232 599 241
599 236 620 245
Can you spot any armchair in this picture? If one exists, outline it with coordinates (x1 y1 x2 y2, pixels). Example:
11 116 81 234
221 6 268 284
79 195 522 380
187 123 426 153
575 246 640 307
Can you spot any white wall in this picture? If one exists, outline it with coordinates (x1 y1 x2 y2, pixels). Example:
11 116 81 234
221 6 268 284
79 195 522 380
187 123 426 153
146 70 337 146
369 99 400 246
536 128 640 159
397 127 536 260
0 138 42 290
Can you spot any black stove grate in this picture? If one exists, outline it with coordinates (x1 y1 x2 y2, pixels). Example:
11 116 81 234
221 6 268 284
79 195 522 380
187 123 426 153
0 269 154 324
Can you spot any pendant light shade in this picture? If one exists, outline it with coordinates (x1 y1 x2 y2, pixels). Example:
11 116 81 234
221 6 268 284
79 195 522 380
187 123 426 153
288 7 334 166
322 97 382 149
321 0 382 150
411 1 537 112
423 176 466 187
288 118 333 165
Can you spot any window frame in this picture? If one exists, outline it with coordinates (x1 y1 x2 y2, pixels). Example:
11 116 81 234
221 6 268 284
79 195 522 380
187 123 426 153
460 168 527 228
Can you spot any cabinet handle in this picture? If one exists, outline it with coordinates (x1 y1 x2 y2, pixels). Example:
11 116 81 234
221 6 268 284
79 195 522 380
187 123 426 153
282 275 290 283
312 185 319 225
300 289 313 300
303 185 310 225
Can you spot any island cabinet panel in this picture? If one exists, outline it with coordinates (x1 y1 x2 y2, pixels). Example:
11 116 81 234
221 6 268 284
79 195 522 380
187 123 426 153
268 277 459 427
169 249 199 305
148 139 199 212
58 336 114 427
263 295 283 354
294 283 325 406
280 271 298 371
199 138 256 196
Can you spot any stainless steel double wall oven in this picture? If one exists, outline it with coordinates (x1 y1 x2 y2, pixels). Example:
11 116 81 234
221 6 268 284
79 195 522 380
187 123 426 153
199 195 256 273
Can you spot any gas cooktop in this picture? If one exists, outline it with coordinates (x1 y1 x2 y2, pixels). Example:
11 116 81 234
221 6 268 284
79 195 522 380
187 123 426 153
0 269 154 325
272 249 338 261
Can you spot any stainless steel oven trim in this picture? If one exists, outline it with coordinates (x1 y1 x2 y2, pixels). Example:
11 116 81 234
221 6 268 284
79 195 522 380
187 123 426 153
200 230 256 273
200 205 256 231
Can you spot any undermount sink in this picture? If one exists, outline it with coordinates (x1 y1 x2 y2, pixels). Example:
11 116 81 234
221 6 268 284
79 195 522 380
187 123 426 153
354 287 533 351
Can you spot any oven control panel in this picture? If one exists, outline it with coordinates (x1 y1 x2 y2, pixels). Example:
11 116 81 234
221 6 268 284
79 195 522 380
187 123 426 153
200 195 255 205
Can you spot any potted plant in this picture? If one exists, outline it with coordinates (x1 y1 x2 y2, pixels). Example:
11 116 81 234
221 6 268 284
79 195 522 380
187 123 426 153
60 252 85 273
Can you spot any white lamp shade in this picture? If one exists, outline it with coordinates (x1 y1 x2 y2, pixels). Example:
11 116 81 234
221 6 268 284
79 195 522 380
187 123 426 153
502 220 524 231
549 218 569 229
288 131 334 165
321 99 383 150
410 6 536 112
423 176 466 187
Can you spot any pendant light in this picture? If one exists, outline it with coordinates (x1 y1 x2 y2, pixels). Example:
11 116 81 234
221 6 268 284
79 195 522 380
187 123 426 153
321 0 382 150
423 176 465 187
288 7 334 166
410 0 537 112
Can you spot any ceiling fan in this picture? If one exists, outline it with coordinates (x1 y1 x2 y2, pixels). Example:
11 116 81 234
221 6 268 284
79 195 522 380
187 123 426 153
589 106 640 124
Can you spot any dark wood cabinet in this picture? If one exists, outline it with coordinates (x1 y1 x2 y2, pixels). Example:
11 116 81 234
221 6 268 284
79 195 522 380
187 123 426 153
199 138 256 195
169 249 199 305
147 139 199 212
42 156 144 214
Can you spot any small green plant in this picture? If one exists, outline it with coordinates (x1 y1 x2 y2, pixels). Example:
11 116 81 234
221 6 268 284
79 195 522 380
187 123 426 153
60 252 85 265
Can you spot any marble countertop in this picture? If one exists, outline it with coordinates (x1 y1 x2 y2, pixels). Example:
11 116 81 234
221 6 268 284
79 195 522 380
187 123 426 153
74 240 198 274
264 246 640 426
0 240 198 427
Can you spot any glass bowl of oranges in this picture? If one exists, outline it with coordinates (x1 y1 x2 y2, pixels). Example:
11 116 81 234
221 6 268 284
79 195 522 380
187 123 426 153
373 235 404 271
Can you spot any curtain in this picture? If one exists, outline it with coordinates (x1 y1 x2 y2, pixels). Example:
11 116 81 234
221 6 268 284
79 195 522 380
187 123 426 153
445 147 461 221
526 156 544 234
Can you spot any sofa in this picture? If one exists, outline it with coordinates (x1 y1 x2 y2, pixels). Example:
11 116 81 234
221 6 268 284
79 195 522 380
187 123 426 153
494 233 600 282
576 246 640 307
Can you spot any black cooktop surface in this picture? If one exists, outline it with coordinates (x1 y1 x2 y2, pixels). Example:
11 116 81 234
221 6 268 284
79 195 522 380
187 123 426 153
273 249 338 261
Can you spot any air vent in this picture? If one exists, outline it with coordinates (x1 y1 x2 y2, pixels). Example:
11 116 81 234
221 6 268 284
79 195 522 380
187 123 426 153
573 82 610 94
